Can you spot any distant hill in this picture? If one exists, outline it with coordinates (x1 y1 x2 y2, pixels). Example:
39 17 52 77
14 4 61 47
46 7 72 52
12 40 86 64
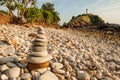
63 13 105 28
63 13 120 33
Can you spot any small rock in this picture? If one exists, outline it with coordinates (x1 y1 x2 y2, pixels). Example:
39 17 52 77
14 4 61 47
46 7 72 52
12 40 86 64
4 46 15 56
17 63 27 68
53 68 65 74
0 45 15 56
31 71 40 80
0 64 9 72
90 77 97 80
5 67 20 78
7 62 17 68
0 55 20 64
34 68 48 73
71 76 77 80
39 71 58 80
55 73 65 80
77 71 90 80
24 77 31 80
1 74 9 80
51 62 63 69
100 77 113 80
21 73 32 79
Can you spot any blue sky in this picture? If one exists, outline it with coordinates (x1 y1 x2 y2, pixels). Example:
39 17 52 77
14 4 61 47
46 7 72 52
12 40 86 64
37 0 120 25
0 0 120 25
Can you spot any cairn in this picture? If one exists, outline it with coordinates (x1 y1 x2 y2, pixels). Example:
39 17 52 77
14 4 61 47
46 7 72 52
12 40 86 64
27 26 52 70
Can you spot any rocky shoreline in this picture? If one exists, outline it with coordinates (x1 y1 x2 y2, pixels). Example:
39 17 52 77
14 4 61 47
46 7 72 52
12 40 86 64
0 24 120 80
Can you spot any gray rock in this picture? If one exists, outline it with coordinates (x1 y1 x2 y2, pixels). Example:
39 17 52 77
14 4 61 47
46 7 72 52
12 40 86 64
77 71 90 80
0 55 20 64
51 62 63 69
39 71 58 80
5 67 20 78
7 62 17 68
27 54 52 63
17 63 27 68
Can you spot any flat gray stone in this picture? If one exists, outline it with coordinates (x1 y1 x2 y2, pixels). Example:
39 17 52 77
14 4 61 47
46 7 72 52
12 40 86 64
7 62 17 68
37 34 46 39
27 54 52 63
29 50 48 57
32 46 47 52
35 38 47 42
32 41 47 46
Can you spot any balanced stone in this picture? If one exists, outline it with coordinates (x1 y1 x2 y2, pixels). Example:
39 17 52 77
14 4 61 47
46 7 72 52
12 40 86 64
27 26 52 70
27 54 52 63
32 41 47 46
29 50 48 57
27 61 49 70
36 34 46 39
34 38 47 42
32 46 47 52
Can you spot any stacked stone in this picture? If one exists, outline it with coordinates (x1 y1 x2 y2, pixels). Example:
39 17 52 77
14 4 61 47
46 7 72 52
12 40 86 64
27 26 52 70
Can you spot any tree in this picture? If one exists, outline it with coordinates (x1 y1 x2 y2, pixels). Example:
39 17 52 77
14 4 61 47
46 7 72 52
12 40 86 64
24 7 44 23
42 2 60 24
0 0 37 24
41 2 54 12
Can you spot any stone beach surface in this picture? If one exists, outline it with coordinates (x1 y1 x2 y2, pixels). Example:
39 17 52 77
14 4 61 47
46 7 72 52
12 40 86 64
0 24 120 80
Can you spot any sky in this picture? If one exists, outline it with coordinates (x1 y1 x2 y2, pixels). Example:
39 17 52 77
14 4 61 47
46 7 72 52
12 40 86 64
0 0 120 25
37 0 120 25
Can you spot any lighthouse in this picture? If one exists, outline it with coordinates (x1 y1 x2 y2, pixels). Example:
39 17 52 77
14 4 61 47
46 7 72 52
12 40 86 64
86 8 88 14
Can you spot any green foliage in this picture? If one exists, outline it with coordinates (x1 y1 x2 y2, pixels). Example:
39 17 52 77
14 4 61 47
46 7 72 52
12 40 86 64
24 7 44 23
42 2 54 12
0 1 60 24
0 0 37 23
42 2 60 24
88 14 104 25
